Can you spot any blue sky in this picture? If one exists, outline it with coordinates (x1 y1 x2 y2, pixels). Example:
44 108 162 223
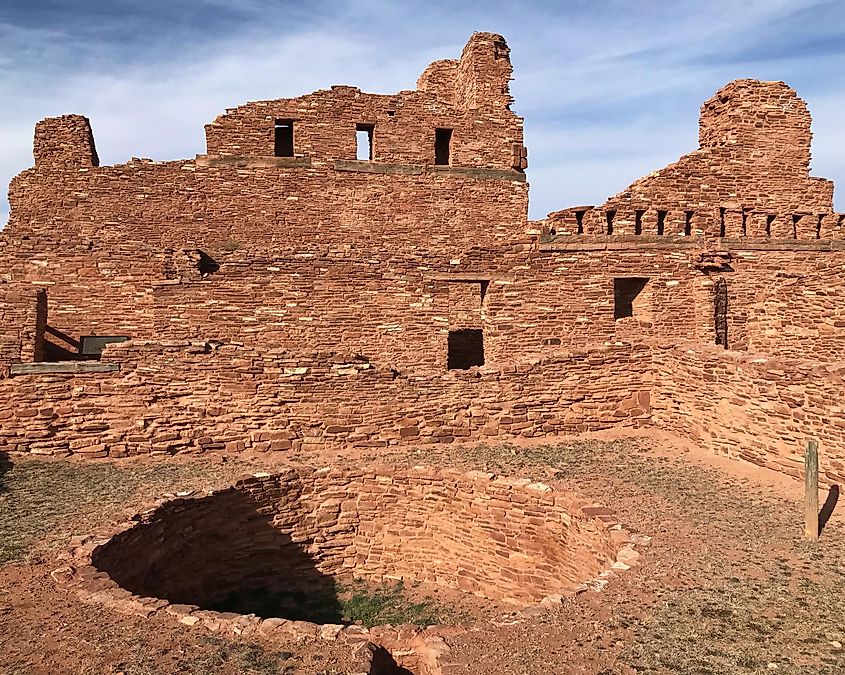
2 0 845 224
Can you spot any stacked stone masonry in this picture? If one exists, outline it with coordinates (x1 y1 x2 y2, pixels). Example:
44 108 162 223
2 32 845 486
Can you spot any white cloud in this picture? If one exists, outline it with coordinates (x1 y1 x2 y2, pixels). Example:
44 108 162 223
1 0 844 226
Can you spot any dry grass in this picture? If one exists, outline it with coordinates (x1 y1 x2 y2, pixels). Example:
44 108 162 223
379 439 845 674
0 452 262 564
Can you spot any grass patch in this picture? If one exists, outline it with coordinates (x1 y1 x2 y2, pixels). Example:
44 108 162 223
339 579 444 627
209 579 449 627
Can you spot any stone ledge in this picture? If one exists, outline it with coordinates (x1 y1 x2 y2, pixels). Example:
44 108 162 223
539 235 702 251
334 160 527 182
196 155 312 169
334 159 423 176
9 362 120 375
539 235 845 252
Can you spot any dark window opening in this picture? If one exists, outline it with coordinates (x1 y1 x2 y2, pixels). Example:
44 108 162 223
817 214 823 239
657 210 667 236
714 278 728 349
719 207 726 237
606 210 616 235
198 250 220 276
447 329 484 370
792 214 800 239
613 278 649 320
79 335 130 359
274 119 294 157
576 210 585 235
741 210 748 237
435 128 452 165
766 214 775 236
685 211 694 236
635 210 645 235
356 124 374 161
480 280 490 301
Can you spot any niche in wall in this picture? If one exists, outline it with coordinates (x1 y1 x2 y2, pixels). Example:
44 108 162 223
613 278 650 320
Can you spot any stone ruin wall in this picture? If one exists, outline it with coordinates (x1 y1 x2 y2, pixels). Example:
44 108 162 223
1 31 527 347
0 339 651 457
2 33 845 485
653 345 845 487
91 467 618 607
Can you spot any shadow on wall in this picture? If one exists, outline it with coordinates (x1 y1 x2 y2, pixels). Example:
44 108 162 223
819 484 840 535
94 490 345 623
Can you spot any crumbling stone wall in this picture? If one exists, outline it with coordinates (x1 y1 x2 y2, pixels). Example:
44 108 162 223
5 32 845 487
0 341 651 457
207 40 522 169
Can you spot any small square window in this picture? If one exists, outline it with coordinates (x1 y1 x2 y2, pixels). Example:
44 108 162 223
356 124 374 160
447 329 484 369
613 278 649 320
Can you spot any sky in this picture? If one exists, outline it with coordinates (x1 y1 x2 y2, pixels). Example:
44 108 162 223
2 0 845 224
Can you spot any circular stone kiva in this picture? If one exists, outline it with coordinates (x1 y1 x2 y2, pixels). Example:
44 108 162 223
61 466 637 628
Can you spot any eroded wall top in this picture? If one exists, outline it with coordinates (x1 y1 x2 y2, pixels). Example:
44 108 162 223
606 79 833 217
204 32 525 171
546 79 835 238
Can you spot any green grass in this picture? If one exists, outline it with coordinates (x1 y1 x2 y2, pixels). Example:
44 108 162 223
209 579 449 628
338 579 445 627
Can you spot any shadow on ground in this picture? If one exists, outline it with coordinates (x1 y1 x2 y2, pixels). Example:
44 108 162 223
0 451 11 494
92 488 345 623
819 484 839 534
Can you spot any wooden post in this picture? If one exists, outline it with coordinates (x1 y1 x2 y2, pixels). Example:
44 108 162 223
805 439 819 541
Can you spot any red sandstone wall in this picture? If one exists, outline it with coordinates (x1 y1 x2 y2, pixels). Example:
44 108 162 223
653 345 845 486
206 33 522 170
600 80 833 225
0 341 651 457
0 284 43 376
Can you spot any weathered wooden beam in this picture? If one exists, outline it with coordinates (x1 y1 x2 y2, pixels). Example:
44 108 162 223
805 439 820 541
9 362 119 376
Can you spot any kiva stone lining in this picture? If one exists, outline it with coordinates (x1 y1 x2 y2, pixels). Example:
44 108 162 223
53 466 642 673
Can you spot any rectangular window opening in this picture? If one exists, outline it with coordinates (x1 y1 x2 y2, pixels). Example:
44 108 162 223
685 211 694 236
817 214 823 239
576 210 585 235
741 210 748 237
657 210 667 236
714 278 728 349
792 214 800 239
356 124 374 161
719 207 726 237
634 210 645 235
613 277 649 320
606 209 616 235
435 128 452 165
447 329 484 370
766 214 775 236
274 119 294 157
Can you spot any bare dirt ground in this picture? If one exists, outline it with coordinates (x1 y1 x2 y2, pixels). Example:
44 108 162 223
1 432 843 674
